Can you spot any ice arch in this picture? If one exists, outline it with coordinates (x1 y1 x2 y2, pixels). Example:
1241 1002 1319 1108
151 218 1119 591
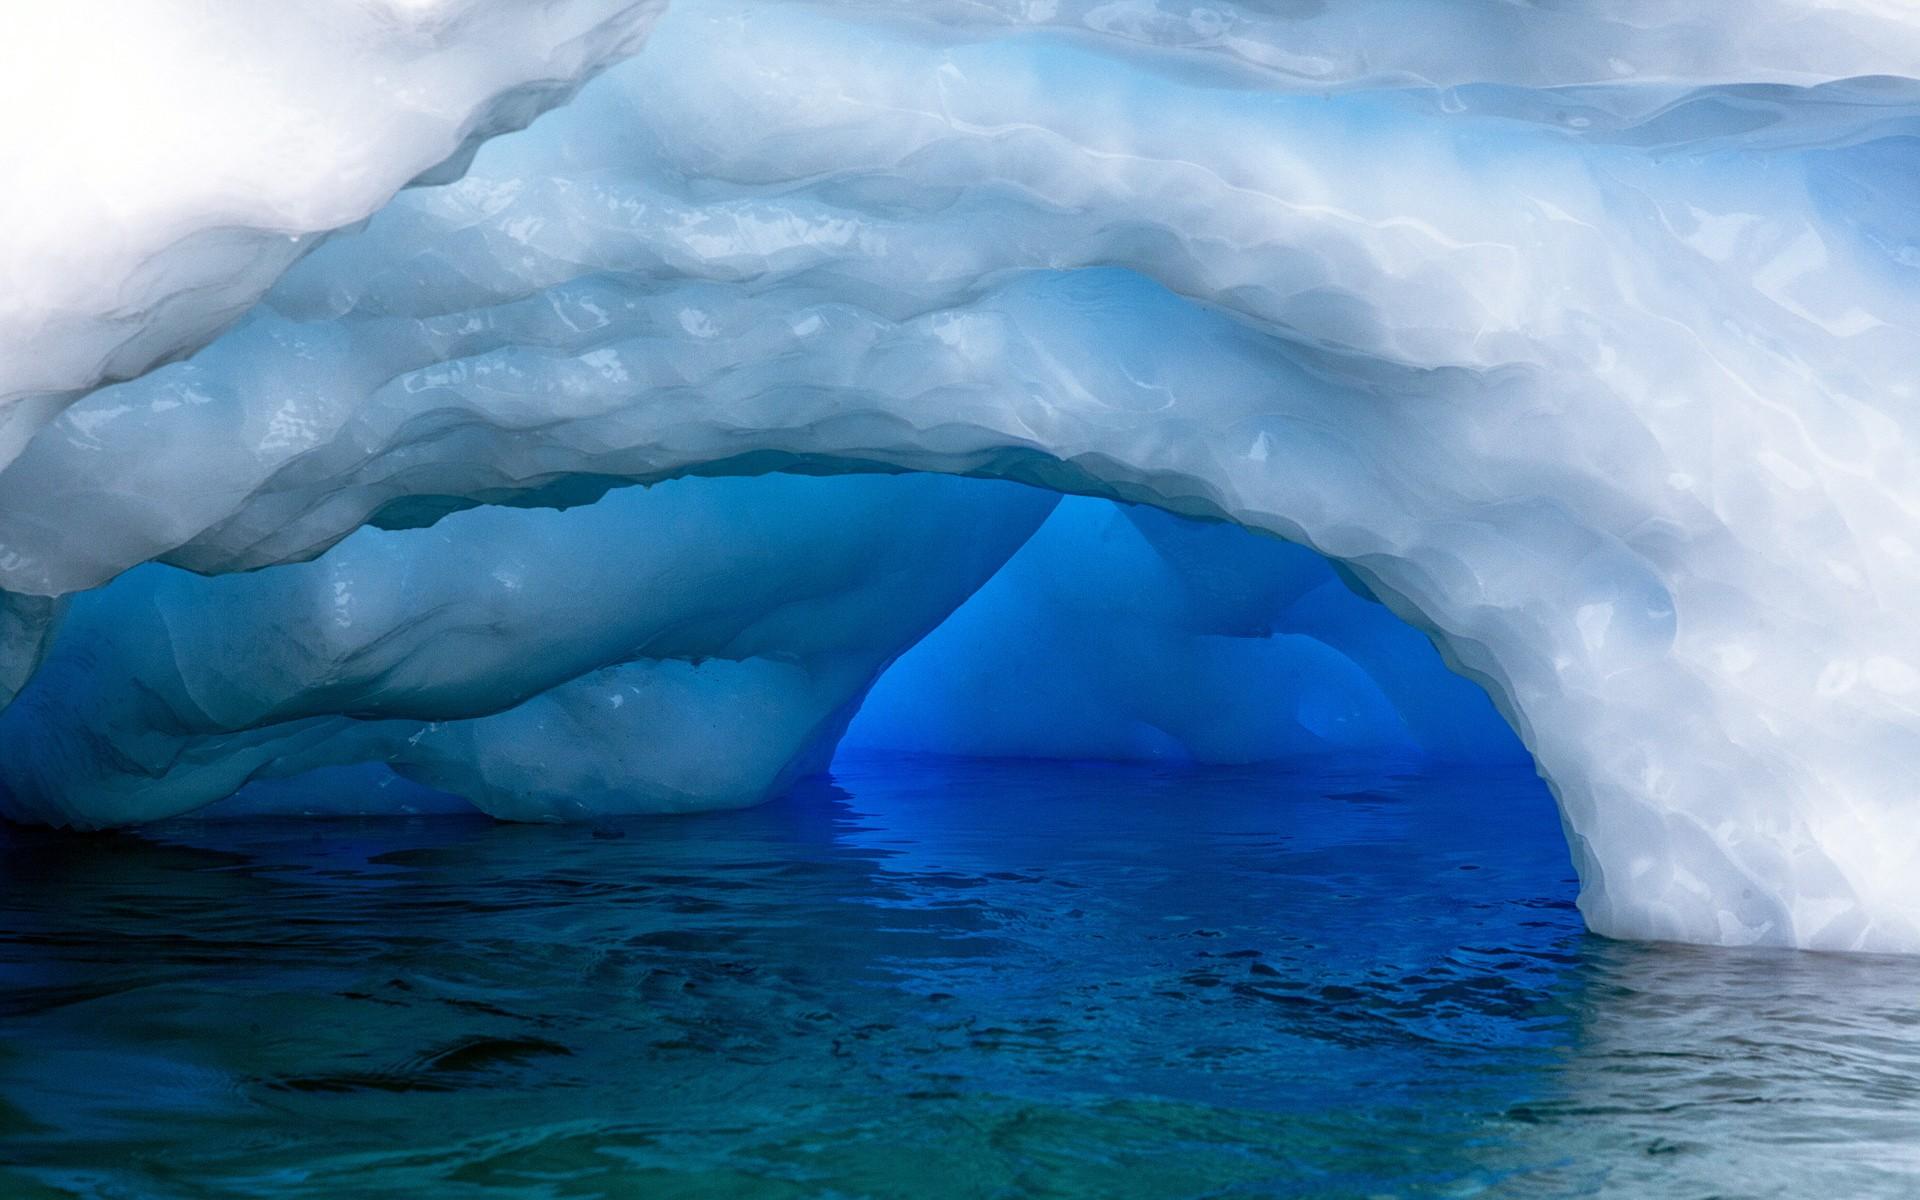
0 257 1904 952
4 0 1920 954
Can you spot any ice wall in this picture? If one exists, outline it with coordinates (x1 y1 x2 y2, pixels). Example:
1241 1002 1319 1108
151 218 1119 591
846 498 1525 766
5 0 1920 951
0 474 1052 826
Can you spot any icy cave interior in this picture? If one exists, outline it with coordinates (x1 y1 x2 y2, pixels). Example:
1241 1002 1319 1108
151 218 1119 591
35 477 1525 828
7 0 1920 961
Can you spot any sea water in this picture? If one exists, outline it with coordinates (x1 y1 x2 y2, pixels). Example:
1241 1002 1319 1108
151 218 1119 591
2 757 1917 1197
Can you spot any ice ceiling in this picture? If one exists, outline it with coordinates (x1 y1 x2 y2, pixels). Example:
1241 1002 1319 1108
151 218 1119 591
3 0 1920 953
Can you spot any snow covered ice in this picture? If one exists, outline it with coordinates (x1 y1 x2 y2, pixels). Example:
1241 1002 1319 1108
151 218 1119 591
0 0 670 468
5 0 1920 952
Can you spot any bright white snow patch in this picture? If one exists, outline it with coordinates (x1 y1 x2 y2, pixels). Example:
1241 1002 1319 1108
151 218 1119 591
0 0 665 465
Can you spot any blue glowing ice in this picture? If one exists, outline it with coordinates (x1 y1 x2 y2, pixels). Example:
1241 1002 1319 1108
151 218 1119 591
846 498 1525 767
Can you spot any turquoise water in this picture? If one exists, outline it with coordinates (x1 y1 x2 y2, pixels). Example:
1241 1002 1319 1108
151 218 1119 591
2 756 1917 1198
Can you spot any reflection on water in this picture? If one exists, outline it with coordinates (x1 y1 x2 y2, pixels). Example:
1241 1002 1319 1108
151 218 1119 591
1 756 1917 1197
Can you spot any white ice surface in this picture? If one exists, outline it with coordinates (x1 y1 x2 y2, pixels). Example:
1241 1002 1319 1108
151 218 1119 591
0 0 666 465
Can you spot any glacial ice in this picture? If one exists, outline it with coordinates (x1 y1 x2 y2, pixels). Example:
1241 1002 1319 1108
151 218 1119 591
0 473 1053 826
845 498 1525 766
0 0 667 466
6 0 1920 951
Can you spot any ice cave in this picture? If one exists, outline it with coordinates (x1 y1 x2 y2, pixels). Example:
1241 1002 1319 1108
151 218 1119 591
4 1 1920 1193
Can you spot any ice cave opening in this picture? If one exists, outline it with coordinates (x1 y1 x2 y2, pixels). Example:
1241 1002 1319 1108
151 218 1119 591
4 472 1529 831
0 463 1546 935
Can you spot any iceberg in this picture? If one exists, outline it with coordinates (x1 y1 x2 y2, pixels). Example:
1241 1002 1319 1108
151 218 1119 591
4 0 1920 951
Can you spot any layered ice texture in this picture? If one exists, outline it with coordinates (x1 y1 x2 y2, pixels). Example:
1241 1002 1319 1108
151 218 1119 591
5 0 1920 951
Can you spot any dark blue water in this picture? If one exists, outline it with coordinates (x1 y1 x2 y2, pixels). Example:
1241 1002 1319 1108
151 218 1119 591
2 756 1917 1197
